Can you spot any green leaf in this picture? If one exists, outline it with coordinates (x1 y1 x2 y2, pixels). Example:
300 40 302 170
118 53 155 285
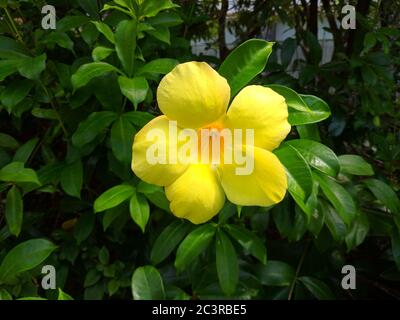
46 32 74 52
118 76 149 109
57 15 89 32
115 19 137 76
216 230 239 296
72 111 117 148
275 145 313 203
0 59 21 81
364 179 400 214
123 111 155 128
256 260 295 286
91 21 115 44
314 172 356 225
151 220 191 265
60 159 83 198
94 184 135 212
84 269 101 287
345 212 370 251
338 155 374 176
140 0 179 18
73 213 95 244
146 26 170 44
0 133 19 150
58 288 74 300
31 108 58 120
0 288 12 300
137 181 170 212
224 224 267 264
17 54 46 80
288 95 331 125
296 124 321 141
284 139 340 176
129 192 150 233
0 162 40 185
219 39 273 97
298 276 335 300
0 239 57 284
321 201 347 242
265 84 309 112
175 224 216 272
0 80 34 112
92 46 114 61
71 62 121 90
131 265 165 300
110 117 136 163
136 58 178 76
147 12 183 27
5 186 23 237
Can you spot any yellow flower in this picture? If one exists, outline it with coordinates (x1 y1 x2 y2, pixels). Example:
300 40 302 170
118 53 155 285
131 61 291 224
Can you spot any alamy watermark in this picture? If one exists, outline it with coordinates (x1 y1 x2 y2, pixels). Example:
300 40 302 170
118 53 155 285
144 120 255 175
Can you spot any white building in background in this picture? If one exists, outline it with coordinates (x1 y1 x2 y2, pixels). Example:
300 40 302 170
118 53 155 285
191 2 335 70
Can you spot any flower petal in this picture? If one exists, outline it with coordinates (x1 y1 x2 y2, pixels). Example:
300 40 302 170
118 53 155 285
217 145 287 206
157 61 230 129
165 164 225 224
131 115 189 186
224 85 291 151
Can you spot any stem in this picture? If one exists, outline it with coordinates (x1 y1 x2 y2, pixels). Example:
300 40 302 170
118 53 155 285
39 82 68 136
288 240 311 300
4 7 23 43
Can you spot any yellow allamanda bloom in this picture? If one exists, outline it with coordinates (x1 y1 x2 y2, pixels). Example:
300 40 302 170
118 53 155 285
131 61 291 224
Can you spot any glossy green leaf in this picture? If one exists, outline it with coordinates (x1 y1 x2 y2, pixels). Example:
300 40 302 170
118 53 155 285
58 288 73 300
140 0 178 18
284 139 339 176
17 54 46 80
339 155 374 176
5 186 23 237
256 260 295 286
136 58 179 76
345 212 370 251
118 76 149 109
0 239 57 284
71 62 121 90
129 192 150 233
0 80 33 112
299 276 335 300
364 179 400 214
321 201 347 242
91 21 115 44
265 84 309 112
314 172 356 225
219 39 274 97
151 220 191 265
115 19 137 76
110 117 136 163
60 159 83 198
94 184 135 212
123 111 155 128
288 95 331 125
275 145 313 202
131 266 165 300
72 111 117 148
92 46 114 61
175 224 216 272
0 162 40 185
224 224 267 264
137 181 170 212
216 230 239 296
146 26 170 44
